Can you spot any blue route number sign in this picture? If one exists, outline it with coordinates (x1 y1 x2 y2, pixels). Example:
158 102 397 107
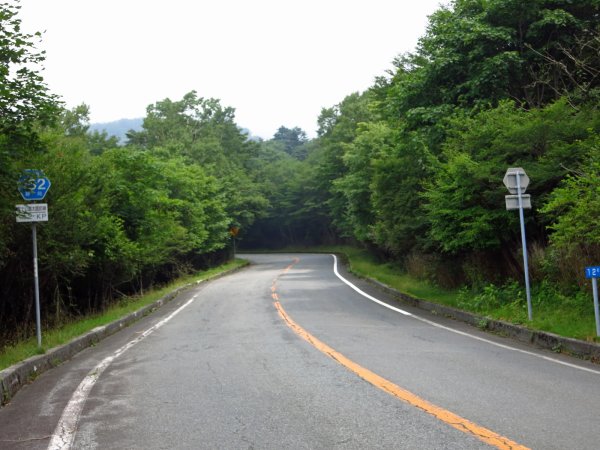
18 170 51 201
585 266 600 279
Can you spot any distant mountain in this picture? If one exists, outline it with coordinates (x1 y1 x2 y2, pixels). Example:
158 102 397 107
240 128 263 142
89 118 143 143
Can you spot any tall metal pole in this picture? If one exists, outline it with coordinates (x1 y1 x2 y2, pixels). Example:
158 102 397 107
593 277 600 337
32 223 42 348
517 173 533 321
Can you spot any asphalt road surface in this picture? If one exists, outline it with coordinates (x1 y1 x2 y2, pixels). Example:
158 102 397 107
1 253 599 449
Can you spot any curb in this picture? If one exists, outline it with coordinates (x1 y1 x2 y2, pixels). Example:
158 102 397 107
363 275 600 363
0 263 248 406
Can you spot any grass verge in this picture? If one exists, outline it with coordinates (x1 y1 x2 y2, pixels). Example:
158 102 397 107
268 245 599 343
0 259 248 371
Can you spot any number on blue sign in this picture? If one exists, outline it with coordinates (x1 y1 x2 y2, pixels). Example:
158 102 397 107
585 266 600 279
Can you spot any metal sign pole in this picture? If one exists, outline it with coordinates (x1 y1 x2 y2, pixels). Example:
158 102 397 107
517 173 533 321
17 169 51 349
593 277 600 337
32 223 42 348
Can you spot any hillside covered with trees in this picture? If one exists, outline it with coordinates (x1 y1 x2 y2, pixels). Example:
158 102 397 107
250 0 599 272
244 0 600 326
1 0 600 345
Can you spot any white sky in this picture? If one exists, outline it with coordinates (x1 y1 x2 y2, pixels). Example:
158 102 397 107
18 0 445 139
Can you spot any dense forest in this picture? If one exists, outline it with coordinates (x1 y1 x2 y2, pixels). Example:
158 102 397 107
1 0 600 345
247 1 600 285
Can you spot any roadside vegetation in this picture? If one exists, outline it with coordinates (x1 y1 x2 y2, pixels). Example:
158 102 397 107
0 259 247 371
266 245 598 342
241 1 600 344
330 246 599 342
1 0 599 357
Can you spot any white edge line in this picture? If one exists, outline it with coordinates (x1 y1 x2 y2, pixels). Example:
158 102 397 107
330 254 600 376
48 294 200 450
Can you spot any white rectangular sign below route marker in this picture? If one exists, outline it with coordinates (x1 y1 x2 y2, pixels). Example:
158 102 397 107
16 203 49 222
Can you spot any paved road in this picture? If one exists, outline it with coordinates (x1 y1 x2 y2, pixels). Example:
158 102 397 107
1 253 599 449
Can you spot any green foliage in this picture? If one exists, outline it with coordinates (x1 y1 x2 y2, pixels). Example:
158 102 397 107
413 0 600 110
127 91 268 230
457 282 524 313
542 154 600 251
254 0 600 328
332 122 388 243
94 148 229 271
455 278 597 338
2 0 600 346
540 153 600 284
242 135 336 248
0 87 266 343
0 0 61 251
424 151 510 253
272 126 309 159
0 0 60 133
5 120 232 323
319 0 600 259
369 127 435 255
423 100 599 256
312 92 374 238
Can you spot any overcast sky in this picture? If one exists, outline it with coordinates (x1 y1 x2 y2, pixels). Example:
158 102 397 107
19 0 445 139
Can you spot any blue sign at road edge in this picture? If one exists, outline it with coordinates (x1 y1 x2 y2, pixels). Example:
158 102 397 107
585 266 600 279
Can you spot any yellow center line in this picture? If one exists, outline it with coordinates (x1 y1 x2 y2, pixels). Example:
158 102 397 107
272 257 529 450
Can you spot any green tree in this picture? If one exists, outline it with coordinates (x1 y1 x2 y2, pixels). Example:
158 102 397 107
422 100 600 282
0 0 59 133
411 0 600 110
332 122 390 243
369 126 434 256
272 126 309 159
541 150 600 281
313 92 373 238
126 91 268 230
0 0 61 267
